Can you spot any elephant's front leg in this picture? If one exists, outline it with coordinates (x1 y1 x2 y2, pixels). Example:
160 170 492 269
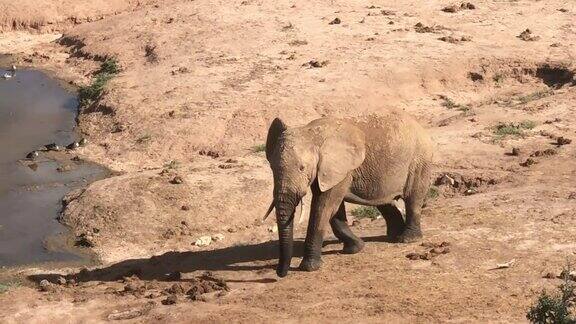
300 178 350 272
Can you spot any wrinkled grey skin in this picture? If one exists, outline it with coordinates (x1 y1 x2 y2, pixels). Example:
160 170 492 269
265 111 434 277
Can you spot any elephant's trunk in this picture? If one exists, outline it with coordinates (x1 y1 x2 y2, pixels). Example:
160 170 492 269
275 199 295 277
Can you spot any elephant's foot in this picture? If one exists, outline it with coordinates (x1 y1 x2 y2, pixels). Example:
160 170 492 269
299 258 323 272
395 228 422 243
342 239 365 254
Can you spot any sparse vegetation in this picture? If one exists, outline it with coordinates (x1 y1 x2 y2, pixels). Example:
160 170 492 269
0 281 20 294
493 120 537 138
351 206 380 220
78 58 120 107
518 90 553 105
526 266 576 323
136 134 152 144
441 96 471 112
253 144 266 153
428 186 440 200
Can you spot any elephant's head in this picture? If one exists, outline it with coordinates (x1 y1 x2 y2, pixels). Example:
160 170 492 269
264 117 366 277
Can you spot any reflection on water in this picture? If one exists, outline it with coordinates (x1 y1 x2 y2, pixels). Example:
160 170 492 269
0 68 108 266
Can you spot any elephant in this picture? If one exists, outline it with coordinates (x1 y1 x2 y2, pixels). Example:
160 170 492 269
264 111 434 277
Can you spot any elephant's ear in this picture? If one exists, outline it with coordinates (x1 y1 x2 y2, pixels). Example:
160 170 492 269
317 124 366 192
266 118 288 161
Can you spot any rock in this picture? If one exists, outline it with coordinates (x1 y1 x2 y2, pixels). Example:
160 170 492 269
227 227 238 233
107 301 155 320
511 147 520 156
212 233 225 242
45 143 61 151
517 29 540 41
162 294 178 305
531 149 557 157
26 151 39 159
75 233 95 247
556 137 572 146
78 138 88 146
56 276 67 285
167 283 185 294
39 279 56 292
442 5 459 13
170 176 184 184
328 17 341 25
520 158 536 167
181 205 190 211
543 272 557 279
195 236 212 247
303 60 329 68
57 165 73 173
66 142 80 150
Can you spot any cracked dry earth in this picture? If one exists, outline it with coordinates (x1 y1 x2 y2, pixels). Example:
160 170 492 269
1 0 576 322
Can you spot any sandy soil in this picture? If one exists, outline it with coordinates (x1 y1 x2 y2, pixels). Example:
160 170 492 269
1 0 576 322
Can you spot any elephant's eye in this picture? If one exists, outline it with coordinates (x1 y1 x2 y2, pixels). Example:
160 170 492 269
299 165 305 171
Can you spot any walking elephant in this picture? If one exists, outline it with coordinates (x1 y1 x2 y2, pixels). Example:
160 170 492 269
263 111 434 277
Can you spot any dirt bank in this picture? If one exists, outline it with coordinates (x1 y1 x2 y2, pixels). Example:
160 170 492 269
1 0 576 322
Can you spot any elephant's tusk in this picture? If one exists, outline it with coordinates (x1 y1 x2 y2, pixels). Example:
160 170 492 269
296 199 305 224
262 200 275 221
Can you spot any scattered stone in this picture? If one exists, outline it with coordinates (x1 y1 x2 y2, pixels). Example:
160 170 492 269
558 8 569 13
227 227 238 233
26 151 39 159
57 165 73 172
212 233 225 242
107 302 155 321
170 176 184 184
79 138 88 146
198 150 219 158
543 272 557 279
39 279 56 292
328 18 341 25
56 276 67 285
414 22 446 33
303 60 329 68
442 2 475 13
112 123 126 133
162 294 178 305
167 283 186 295
517 29 540 41
66 142 80 150
71 156 82 162
568 192 576 200
406 252 431 260
520 158 536 167
544 118 562 124
45 143 61 151
421 241 451 248
75 233 95 247
195 236 212 247
181 205 190 211
218 164 234 169
530 149 557 157
511 147 521 156
556 137 572 146
491 259 516 270
550 43 562 48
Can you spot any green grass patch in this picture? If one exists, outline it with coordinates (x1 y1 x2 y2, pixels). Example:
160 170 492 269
440 97 471 112
253 144 266 153
351 206 381 220
428 186 440 200
518 90 553 105
527 266 575 323
493 120 537 138
0 281 20 294
78 58 120 107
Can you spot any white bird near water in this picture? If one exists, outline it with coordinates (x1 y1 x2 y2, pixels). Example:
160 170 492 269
2 65 16 79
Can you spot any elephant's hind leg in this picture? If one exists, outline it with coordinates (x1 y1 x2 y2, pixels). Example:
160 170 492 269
397 163 432 243
377 204 405 241
330 202 365 254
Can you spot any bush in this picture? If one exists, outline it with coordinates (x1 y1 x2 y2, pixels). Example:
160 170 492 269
78 58 120 107
527 268 576 323
351 206 380 220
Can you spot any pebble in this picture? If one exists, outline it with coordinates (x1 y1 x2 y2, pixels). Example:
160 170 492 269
45 143 61 151
26 151 39 159
170 176 184 184
79 138 88 146
195 236 212 247
212 233 225 241
66 142 80 150
162 294 178 305
39 279 56 292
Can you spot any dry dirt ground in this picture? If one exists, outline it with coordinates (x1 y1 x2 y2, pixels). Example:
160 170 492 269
1 0 576 322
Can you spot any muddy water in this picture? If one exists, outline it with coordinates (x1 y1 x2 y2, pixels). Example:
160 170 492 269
0 67 108 266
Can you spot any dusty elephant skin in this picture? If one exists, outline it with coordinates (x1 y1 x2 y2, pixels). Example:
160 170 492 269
265 110 434 277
